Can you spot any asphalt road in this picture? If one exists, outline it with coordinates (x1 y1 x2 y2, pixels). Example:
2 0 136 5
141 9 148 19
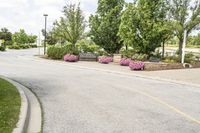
0 49 200 133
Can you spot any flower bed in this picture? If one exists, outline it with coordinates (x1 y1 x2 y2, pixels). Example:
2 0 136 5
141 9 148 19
98 56 113 64
120 58 132 66
64 54 79 62
129 61 144 70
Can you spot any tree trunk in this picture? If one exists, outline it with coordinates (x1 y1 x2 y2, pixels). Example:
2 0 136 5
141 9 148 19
179 38 183 62
125 45 128 50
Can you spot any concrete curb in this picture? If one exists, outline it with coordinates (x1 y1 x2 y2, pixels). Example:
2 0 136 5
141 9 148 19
0 76 42 133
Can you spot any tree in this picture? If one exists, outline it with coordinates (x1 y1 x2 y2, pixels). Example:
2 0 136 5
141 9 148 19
89 0 124 54
169 0 200 60
28 35 37 44
192 33 200 45
118 0 168 56
0 28 13 46
42 29 58 45
53 3 86 47
12 29 29 44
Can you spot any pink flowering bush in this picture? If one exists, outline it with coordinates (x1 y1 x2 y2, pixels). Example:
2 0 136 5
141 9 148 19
120 58 132 66
64 54 79 62
98 56 113 64
129 61 144 70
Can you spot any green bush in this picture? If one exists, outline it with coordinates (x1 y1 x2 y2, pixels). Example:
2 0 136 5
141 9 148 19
76 40 105 55
47 44 79 59
30 44 37 48
132 53 148 61
184 53 196 63
0 46 5 51
8 45 20 49
19 45 30 49
162 53 196 63
119 48 136 58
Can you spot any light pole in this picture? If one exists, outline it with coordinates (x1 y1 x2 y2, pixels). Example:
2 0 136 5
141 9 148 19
43 14 48 55
181 30 187 64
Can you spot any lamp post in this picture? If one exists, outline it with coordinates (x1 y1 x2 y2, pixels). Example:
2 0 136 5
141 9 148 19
181 30 187 64
43 14 48 55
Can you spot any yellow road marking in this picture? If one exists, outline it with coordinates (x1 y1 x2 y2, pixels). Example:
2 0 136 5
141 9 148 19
133 89 200 125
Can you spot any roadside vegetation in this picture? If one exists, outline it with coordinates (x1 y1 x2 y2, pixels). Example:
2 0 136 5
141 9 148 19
1 0 200 70
0 78 21 133
44 0 200 69
0 28 37 51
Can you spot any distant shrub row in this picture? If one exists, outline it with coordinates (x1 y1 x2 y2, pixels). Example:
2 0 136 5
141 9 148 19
8 44 37 49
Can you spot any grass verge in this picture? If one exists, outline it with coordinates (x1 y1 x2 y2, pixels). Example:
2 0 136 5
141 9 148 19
0 78 21 133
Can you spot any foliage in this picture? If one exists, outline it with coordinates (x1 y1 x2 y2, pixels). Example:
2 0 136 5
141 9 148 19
76 39 100 53
47 44 79 59
12 29 37 45
188 34 200 46
42 29 58 45
119 48 136 58
98 56 113 64
118 0 168 56
8 44 32 49
162 53 197 63
0 78 21 133
0 28 13 46
53 3 86 46
132 53 148 61
169 0 200 59
129 61 144 70
0 46 5 51
89 0 124 54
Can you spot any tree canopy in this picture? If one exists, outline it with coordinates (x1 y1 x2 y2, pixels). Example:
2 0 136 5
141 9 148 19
118 0 168 56
89 0 124 54
53 3 86 46
169 0 200 58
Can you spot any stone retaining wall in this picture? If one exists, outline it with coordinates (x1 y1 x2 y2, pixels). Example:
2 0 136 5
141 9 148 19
144 62 184 71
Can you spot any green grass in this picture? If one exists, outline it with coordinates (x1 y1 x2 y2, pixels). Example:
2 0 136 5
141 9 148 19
0 78 21 133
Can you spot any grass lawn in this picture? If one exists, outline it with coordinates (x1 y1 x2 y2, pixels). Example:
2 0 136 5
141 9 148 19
0 78 21 133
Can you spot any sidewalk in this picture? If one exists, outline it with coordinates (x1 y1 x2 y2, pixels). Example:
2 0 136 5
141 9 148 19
75 61 200 86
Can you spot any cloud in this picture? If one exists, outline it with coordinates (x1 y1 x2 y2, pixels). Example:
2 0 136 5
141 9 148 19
0 0 132 35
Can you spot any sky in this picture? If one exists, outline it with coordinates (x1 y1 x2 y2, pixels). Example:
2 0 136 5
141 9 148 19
0 0 132 35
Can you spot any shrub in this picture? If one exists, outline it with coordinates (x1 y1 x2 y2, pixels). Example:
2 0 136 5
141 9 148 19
19 45 30 49
129 61 144 70
98 56 113 64
132 53 148 61
185 53 196 64
8 44 31 49
120 48 136 58
63 54 79 62
119 58 131 66
0 46 5 51
8 45 20 49
162 53 196 64
76 41 108 56
47 44 79 59
30 44 37 48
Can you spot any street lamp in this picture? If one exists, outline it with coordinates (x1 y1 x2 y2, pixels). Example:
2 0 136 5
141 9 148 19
43 14 48 55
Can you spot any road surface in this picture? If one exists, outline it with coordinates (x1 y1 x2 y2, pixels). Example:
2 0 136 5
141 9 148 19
0 49 200 133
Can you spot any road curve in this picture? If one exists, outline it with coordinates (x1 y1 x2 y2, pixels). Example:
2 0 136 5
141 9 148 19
0 49 200 133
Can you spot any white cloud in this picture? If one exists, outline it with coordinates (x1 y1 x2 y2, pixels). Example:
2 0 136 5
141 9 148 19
0 0 131 35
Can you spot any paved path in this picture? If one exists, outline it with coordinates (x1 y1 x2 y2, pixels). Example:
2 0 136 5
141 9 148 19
0 49 200 133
